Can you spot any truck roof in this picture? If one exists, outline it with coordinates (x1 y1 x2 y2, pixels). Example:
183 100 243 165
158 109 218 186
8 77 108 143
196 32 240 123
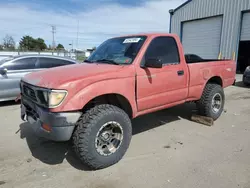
114 32 178 39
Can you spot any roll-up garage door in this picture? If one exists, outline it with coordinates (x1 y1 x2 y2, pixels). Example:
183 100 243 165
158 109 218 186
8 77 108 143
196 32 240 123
182 16 223 59
240 12 250 41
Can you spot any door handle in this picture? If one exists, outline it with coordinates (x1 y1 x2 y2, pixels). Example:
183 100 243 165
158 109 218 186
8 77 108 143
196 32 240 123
177 70 184 76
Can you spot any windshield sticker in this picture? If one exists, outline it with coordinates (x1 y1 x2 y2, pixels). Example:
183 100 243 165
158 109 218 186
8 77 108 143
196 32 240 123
125 59 131 63
123 38 141 43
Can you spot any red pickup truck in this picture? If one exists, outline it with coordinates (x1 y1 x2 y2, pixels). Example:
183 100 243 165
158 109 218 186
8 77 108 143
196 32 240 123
20 33 236 169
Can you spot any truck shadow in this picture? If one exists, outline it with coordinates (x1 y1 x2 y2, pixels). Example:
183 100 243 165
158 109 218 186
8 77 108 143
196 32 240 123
132 103 196 135
19 103 196 171
19 122 92 171
0 100 20 107
233 81 250 88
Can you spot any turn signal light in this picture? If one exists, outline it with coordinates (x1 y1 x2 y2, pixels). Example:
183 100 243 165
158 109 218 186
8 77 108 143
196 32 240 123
42 123 52 132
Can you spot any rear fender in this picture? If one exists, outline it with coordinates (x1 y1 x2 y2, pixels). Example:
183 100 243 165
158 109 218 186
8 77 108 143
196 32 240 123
199 75 223 97
189 74 223 101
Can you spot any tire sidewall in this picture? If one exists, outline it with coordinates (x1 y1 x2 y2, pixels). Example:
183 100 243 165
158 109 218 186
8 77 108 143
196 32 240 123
83 109 131 166
208 85 225 120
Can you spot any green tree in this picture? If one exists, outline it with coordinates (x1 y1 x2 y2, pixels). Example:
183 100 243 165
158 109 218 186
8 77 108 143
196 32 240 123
35 38 47 50
3 35 15 50
19 36 47 51
19 35 35 50
56 43 64 49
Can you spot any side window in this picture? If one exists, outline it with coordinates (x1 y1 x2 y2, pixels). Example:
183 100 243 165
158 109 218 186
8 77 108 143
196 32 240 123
3 57 37 70
60 60 75 65
50 59 65 67
39 58 74 68
51 59 74 67
145 37 180 65
39 57 54 68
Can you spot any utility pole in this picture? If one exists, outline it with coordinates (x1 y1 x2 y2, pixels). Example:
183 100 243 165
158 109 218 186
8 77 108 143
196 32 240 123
76 20 79 49
51 25 56 50
69 40 74 58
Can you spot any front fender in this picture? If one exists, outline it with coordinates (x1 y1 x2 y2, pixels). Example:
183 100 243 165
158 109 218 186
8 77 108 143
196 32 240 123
50 77 137 117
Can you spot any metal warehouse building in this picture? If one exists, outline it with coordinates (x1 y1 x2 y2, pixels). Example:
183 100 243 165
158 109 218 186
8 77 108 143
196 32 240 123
169 0 250 73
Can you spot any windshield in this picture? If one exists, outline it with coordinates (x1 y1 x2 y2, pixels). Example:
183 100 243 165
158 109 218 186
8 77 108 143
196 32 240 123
87 36 147 65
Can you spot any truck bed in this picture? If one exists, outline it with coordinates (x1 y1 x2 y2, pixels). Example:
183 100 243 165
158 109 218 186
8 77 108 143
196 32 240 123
187 60 236 101
184 54 231 64
186 59 231 64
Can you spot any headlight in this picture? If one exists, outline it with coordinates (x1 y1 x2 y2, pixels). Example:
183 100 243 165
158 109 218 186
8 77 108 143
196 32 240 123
49 91 67 107
41 90 67 108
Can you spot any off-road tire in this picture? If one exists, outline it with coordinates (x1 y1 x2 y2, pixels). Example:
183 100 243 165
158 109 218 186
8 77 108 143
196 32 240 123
72 104 132 170
196 83 225 120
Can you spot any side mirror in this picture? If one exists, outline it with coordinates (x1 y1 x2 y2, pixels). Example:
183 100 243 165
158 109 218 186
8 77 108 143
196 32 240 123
0 68 7 75
143 58 163 68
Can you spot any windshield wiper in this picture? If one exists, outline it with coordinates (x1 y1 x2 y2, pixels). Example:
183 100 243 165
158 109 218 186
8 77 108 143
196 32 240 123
96 59 120 65
83 59 93 63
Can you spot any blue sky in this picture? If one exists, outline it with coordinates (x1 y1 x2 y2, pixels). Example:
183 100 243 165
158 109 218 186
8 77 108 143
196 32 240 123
4 0 154 11
0 0 185 50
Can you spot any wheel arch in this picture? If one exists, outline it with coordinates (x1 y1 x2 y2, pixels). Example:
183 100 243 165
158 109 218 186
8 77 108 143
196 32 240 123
82 93 134 119
206 76 223 87
191 76 224 102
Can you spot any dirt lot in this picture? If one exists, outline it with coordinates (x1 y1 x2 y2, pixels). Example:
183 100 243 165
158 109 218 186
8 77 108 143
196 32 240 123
1 75 250 188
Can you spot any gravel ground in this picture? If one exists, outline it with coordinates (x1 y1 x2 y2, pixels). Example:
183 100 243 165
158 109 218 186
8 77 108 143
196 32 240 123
0 74 250 188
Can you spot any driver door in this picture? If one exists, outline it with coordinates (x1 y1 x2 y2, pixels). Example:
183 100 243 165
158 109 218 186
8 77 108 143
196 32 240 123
136 36 188 111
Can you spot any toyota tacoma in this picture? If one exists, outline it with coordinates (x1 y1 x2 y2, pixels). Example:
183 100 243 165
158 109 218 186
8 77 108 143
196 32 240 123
20 33 236 169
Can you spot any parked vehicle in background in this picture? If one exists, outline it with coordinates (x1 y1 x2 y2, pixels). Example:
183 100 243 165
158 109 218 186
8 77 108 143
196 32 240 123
0 55 13 61
243 66 250 86
0 55 78 102
20 33 236 170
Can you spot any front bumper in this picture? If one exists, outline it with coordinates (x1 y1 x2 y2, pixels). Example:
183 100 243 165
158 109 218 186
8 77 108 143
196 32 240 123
21 96 81 141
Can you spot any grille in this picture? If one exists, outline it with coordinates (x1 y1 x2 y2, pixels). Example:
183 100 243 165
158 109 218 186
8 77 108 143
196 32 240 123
23 85 37 101
23 103 39 121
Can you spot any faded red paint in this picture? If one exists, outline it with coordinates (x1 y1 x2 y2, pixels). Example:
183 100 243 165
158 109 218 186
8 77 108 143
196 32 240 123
23 33 236 118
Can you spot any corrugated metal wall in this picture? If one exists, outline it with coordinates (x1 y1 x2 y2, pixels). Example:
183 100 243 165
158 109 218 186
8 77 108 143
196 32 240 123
171 0 250 59
241 12 250 40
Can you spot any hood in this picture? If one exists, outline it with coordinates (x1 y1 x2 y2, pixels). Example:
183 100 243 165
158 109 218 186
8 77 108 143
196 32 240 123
22 63 128 88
